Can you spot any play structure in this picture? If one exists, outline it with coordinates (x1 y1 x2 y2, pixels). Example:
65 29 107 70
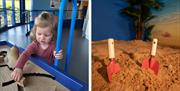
0 0 88 91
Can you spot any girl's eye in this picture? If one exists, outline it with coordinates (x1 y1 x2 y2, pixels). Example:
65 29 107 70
37 33 41 35
44 34 49 37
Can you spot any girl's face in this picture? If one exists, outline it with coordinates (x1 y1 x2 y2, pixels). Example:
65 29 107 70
36 26 53 45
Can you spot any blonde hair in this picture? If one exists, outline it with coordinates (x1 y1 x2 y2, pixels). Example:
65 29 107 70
30 11 57 41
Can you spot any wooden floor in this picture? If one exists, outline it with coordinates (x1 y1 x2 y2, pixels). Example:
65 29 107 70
0 25 89 84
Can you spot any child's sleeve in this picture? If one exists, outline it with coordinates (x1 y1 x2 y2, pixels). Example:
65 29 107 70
14 42 36 69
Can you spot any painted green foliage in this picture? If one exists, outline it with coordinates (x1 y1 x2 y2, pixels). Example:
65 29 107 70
121 0 164 40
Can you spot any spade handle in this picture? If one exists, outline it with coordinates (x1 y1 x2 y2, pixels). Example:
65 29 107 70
151 38 158 56
108 38 115 59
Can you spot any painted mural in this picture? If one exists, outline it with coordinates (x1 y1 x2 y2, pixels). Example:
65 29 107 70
150 0 180 48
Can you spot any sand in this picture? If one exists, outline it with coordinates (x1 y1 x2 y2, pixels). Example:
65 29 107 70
92 40 180 91
0 45 70 91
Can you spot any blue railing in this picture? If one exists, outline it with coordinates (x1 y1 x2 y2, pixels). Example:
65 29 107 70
0 41 88 91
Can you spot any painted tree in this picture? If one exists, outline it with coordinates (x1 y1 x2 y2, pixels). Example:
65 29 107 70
121 0 164 40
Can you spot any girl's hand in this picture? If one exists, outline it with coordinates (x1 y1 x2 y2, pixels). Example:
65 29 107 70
53 50 63 60
11 68 23 82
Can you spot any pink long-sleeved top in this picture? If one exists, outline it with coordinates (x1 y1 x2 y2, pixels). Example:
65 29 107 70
15 41 56 69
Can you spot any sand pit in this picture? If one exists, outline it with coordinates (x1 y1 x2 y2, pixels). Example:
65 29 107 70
0 45 69 91
92 40 180 91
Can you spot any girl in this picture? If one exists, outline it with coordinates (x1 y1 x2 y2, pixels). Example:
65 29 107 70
11 11 63 82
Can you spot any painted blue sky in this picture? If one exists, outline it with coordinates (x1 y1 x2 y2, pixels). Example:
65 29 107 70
152 0 180 15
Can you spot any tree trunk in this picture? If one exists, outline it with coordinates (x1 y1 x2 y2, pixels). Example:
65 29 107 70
136 5 145 40
136 16 142 40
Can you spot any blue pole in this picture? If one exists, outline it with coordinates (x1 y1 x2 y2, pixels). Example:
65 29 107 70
2 0 8 26
20 0 25 24
54 0 67 67
12 0 16 26
65 0 77 72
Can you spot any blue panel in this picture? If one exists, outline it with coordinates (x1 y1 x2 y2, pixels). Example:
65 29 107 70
0 41 14 47
0 41 88 91
32 0 55 10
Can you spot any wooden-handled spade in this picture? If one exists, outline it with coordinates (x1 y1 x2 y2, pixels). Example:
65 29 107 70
107 38 121 82
142 38 159 75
